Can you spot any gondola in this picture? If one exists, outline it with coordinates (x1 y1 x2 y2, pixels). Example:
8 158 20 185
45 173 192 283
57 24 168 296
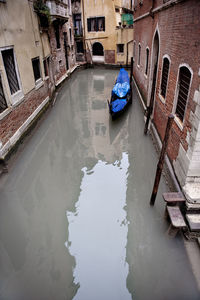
107 68 132 120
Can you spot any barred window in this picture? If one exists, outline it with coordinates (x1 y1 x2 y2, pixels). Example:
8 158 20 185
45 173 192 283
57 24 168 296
160 57 170 99
145 48 149 75
175 66 191 122
2 48 20 95
0 73 8 113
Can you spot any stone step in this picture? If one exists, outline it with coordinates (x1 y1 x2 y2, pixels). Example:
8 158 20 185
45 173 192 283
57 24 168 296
186 213 200 231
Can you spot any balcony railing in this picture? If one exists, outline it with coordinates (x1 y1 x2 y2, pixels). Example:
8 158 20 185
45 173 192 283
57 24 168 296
46 1 69 19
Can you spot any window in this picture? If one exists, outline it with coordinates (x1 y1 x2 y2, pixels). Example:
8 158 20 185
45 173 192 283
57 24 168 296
74 14 82 36
2 48 20 95
175 66 192 122
138 44 141 66
0 73 8 113
54 22 60 48
160 57 170 99
43 57 50 78
32 57 41 82
145 48 149 75
87 17 105 32
117 44 124 53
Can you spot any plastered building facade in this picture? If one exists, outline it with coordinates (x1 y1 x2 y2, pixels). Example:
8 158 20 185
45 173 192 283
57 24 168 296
0 0 76 159
72 0 134 65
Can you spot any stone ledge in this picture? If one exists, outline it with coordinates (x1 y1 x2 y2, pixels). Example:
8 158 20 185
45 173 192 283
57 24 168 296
183 182 200 207
0 96 50 160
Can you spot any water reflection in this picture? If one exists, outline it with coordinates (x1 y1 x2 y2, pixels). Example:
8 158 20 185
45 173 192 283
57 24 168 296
65 153 132 300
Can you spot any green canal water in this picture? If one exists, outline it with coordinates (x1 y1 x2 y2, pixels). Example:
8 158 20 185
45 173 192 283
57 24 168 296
0 68 199 299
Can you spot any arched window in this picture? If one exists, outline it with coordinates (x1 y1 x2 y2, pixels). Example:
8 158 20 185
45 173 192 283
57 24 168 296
175 66 192 122
138 44 141 66
145 48 149 75
160 57 170 99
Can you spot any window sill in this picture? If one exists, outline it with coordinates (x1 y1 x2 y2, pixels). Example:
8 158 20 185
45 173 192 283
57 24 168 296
35 79 44 90
11 90 24 107
174 115 183 131
144 73 147 79
159 94 166 104
44 76 49 81
0 107 12 121
137 64 140 68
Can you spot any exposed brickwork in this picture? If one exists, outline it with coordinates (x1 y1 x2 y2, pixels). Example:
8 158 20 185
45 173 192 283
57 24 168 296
105 50 115 64
0 81 50 146
133 0 200 162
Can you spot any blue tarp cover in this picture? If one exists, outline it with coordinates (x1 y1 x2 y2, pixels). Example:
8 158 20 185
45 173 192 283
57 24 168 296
116 68 130 84
112 68 130 98
111 99 127 113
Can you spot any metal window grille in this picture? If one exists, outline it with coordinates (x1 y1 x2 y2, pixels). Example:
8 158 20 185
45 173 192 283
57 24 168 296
2 49 20 95
0 74 7 113
32 57 41 82
160 57 170 98
145 48 149 75
175 67 191 122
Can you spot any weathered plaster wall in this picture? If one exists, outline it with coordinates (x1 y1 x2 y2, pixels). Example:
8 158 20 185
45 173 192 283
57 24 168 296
0 0 51 95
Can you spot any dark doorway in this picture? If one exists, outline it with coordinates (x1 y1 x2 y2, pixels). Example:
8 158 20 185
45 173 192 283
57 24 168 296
92 42 104 56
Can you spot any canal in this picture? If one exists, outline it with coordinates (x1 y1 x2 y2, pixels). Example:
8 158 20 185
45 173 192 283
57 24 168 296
0 68 199 299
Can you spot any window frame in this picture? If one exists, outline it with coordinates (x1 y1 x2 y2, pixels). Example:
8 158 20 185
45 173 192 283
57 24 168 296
32 56 43 89
117 44 124 54
173 64 193 129
159 54 170 103
87 17 105 32
0 46 23 106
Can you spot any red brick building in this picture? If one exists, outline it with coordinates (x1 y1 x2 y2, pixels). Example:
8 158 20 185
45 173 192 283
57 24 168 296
133 0 200 208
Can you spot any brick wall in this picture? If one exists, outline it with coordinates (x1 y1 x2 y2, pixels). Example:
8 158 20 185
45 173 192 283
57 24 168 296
0 81 50 146
105 50 115 64
133 0 200 162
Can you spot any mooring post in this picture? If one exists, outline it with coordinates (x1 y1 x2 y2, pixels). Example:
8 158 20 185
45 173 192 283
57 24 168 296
150 114 174 206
